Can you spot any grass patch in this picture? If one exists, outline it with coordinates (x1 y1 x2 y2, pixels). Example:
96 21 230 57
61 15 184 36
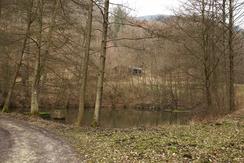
39 112 51 119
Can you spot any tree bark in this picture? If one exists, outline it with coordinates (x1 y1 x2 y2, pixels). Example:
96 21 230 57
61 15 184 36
31 0 43 115
31 0 59 115
222 0 229 111
92 0 109 127
40 0 59 76
0 0 2 19
201 0 212 112
77 0 93 126
228 0 235 111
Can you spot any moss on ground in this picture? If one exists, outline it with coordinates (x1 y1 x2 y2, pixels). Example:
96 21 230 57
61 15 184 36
1 112 243 162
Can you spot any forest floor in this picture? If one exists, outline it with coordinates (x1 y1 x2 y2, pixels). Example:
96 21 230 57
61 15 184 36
0 86 243 162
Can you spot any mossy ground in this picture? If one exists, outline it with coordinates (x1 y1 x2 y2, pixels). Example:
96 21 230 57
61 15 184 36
2 112 243 162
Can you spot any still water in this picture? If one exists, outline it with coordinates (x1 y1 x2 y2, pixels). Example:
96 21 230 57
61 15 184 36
66 109 193 128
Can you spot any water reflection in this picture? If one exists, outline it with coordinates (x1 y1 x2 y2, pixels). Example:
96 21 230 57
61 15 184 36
66 109 192 128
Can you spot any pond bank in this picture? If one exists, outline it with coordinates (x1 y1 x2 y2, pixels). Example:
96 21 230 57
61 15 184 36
1 112 243 162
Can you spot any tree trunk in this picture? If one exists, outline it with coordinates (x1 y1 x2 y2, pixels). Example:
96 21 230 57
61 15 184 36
0 0 2 19
201 0 212 112
2 0 33 113
92 0 109 127
31 0 59 115
40 0 59 75
31 0 43 115
77 0 93 126
222 0 229 112
228 0 235 111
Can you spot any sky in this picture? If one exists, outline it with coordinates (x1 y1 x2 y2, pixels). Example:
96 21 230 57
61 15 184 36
110 0 183 16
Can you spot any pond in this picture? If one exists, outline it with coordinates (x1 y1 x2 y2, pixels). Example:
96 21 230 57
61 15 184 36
66 108 193 128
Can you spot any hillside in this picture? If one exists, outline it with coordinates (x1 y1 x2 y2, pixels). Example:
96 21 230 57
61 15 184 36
137 14 171 21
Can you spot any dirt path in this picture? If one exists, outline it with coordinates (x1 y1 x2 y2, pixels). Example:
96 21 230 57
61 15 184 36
0 117 81 163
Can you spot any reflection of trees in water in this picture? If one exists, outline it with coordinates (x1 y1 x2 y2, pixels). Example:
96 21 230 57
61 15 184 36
170 112 175 125
65 109 192 128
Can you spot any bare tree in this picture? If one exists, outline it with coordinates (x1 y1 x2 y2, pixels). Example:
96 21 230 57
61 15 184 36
31 0 59 114
228 0 235 111
92 0 110 127
31 0 43 115
2 0 34 112
77 0 93 126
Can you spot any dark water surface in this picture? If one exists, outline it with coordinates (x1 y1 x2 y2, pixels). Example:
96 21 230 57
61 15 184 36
66 108 193 128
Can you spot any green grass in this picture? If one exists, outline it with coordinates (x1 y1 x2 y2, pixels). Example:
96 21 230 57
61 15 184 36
39 112 51 119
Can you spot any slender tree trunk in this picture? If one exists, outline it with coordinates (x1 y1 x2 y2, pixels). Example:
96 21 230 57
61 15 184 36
31 0 43 115
2 0 33 112
201 0 212 112
211 0 220 111
39 0 59 92
40 0 59 75
0 0 2 19
31 0 59 115
228 0 235 111
77 0 93 126
204 70 212 111
222 0 229 111
92 0 109 127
